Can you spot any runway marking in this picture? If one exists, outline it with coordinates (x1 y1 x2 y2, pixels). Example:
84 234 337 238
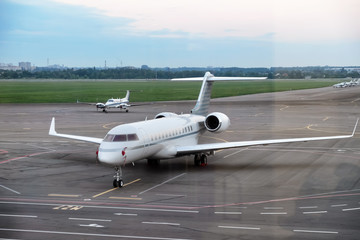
53 205 83 211
0 151 54 165
102 122 124 129
79 224 104 228
92 188 118 198
142 222 180 226
0 214 37 218
109 197 142 201
156 194 187 197
69 217 112 222
280 105 289 111
263 207 284 210
139 173 186 195
0 200 199 213
293 229 338 234
0 185 20 195
299 206 318 209
342 207 360 212
214 212 242 215
260 212 287 215
92 178 141 198
48 194 80 198
0 149 8 154
331 204 347 207
218 225 260 230
1 228 196 239
223 148 249 159
114 213 138 216
302 211 327 214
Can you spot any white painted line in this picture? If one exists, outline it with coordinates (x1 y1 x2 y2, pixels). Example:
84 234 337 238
156 194 187 197
214 212 242 215
331 204 347 207
0 228 193 240
218 225 260 230
303 211 327 214
299 206 318 209
260 212 287 215
69 217 112 222
142 222 180 226
79 224 104 228
0 185 20 195
263 207 284 210
342 207 360 212
0 214 37 218
0 201 199 214
293 229 338 234
223 148 249 159
139 173 187 195
114 213 138 216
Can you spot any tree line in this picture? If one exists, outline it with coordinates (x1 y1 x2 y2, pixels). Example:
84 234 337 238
0 67 359 79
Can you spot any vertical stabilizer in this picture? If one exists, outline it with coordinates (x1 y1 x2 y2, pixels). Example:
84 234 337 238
171 72 267 116
191 72 214 116
124 90 130 101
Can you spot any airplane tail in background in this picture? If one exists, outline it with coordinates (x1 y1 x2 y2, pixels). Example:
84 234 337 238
172 72 267 116
124 90 130 101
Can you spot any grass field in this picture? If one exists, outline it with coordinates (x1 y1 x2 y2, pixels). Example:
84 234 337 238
0 79 340 103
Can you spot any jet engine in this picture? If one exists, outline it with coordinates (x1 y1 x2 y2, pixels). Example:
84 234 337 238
204 112 230 133
154 112 178 119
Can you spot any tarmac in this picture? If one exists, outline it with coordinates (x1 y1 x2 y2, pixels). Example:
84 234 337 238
0 86 359 240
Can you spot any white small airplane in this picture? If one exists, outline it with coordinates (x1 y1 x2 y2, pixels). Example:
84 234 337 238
50 72 358 188
78 90 132 112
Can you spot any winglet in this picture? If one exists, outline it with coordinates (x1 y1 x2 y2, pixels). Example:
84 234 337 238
352 118 359 136
49 117 57 135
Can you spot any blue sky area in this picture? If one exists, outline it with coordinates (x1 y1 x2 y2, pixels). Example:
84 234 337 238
1 0 359 68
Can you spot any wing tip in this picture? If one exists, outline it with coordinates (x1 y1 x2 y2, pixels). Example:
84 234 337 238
352 118 359 136
49 117 57 135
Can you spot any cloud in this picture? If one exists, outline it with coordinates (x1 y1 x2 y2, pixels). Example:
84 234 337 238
47 0 360 42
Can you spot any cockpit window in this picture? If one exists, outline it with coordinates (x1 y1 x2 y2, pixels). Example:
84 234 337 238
127 134 139 141
108 99 114 103
113 134 127 142
103 133 139 142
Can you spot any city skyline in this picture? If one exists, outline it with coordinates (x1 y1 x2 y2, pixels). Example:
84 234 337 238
0 0 359 68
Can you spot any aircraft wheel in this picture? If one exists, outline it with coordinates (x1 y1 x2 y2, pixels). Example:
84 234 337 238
113 179 124 188
200 154 207 166
126 110 129 113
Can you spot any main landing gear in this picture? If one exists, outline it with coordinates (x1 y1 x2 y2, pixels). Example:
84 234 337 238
113 166 124 188
194 154 208 167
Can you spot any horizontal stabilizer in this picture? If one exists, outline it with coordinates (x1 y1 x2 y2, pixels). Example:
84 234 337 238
49 117 103 144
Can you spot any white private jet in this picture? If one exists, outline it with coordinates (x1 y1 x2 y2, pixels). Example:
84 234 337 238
78 90 132 112
50 72 358 188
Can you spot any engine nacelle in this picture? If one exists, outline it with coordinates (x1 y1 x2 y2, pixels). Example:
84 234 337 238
204 112 230 133
154 112 178 119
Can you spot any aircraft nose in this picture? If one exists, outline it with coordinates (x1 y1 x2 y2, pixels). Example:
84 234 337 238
98 147 122 166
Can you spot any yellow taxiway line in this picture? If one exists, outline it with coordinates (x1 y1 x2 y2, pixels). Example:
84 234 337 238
92 178 141 198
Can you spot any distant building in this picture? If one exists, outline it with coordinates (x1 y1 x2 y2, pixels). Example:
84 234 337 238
19 62 32 71
0 63 21 71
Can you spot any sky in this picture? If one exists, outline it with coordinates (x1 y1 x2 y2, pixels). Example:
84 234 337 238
0 0 359 68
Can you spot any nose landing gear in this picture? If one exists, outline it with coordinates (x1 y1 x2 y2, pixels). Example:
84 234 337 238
113 166 124 188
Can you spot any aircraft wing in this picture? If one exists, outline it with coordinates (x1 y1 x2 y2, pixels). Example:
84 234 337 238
176 119 358 155
49 118 103 144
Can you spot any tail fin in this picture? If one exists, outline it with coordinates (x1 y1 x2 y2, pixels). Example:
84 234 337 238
172 72 267 116
124 90 130 101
